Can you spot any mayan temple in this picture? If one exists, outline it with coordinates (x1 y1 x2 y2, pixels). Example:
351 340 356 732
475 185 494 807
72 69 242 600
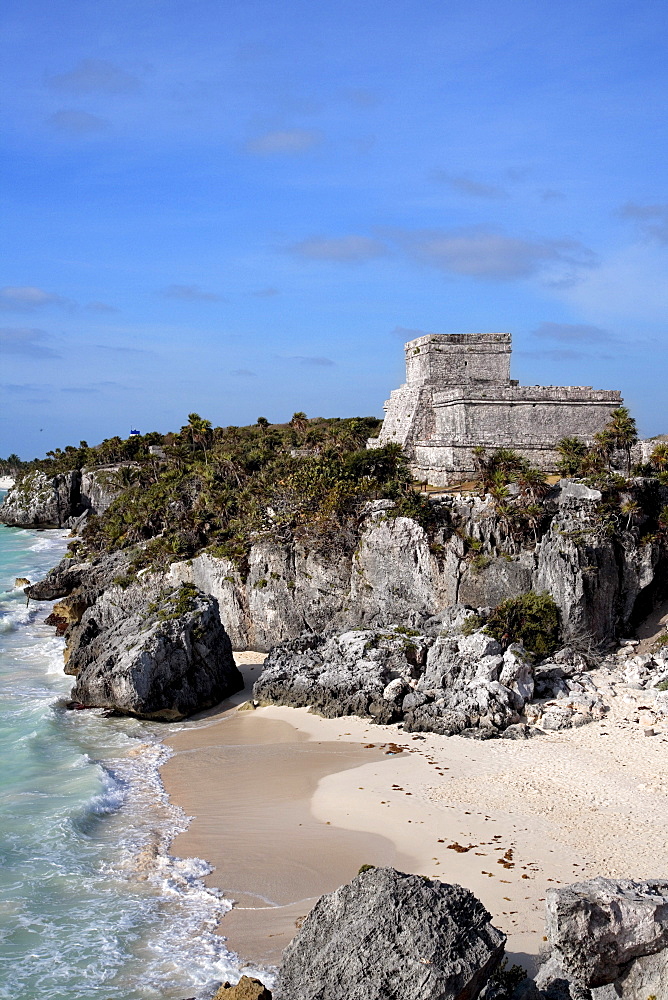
369 332 622 485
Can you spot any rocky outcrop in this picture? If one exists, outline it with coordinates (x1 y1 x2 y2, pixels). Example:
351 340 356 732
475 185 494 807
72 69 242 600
275 866 505 1000
169 487 668 651
69 582 243 720
535 877 668 998
0 470 82 527
26 549 131 605
0 464 137 529
253 623 608 737
213 977 272 1000
10 467 668 651
80 465 135 515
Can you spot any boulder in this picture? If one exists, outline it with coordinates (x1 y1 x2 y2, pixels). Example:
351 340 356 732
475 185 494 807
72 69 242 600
69 583 244 720
499 643 535 709
590 947 668 998
253 628 430 724
544 877 668 988
275 867 505 1000
556 481 603 503
213 976 272 1000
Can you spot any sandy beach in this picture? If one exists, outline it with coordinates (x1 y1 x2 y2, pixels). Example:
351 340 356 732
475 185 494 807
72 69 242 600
162 652 668 977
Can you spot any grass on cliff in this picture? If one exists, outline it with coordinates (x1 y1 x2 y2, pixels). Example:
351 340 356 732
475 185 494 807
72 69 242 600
70 414 434 574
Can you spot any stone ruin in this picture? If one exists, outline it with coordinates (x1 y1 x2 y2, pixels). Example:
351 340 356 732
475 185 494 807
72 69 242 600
368 332 622 485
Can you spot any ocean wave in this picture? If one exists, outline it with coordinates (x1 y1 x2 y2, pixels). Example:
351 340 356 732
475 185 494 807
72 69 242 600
0 526 267 998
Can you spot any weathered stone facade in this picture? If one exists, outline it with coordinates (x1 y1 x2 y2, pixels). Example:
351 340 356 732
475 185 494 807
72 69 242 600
369 333 622 485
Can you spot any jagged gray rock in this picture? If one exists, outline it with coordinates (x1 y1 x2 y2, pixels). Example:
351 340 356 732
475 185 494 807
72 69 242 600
168 485 668 651
275 867 505 1000
591 947 668 998
543 877 668 988
253 625 534 735
26 548 131 604
80 464 134 514
69 582 243 719
0 470 82 527
11 471 667 652
0 463 139 529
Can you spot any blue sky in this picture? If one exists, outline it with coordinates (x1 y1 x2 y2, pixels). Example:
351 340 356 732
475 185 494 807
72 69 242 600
2 0 667 457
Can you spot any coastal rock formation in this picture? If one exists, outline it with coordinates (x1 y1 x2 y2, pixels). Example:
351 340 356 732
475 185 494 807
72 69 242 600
26 548 131 604
0 470 82 527
0 464 136 529
213 977 272 1000
253 624 608 737
170 485 668 651
536 877 668 998
275 866 505 1000
69 582 243 720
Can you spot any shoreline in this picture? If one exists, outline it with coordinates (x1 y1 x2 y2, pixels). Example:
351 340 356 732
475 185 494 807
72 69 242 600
162 655 408 970
161 653 668 979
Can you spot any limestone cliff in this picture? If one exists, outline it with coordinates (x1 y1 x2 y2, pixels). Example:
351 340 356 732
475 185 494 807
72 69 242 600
0 470 82 527
0 464 136 528
168 484 668 651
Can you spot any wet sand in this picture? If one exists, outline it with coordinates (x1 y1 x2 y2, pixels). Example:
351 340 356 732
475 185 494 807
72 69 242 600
162 657 410 967
162 654 668 976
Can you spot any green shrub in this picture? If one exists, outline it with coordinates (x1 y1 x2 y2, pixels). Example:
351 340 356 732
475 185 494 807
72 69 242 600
484 591 560 657
461 613 485 636
470 554 491 574
489 958 526 993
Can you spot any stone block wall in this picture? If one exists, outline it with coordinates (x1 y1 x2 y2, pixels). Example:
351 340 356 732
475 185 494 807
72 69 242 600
375 333 623 484
405 332 511 386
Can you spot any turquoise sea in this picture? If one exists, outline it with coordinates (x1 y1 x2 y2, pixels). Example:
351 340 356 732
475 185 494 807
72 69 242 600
0 502 245 999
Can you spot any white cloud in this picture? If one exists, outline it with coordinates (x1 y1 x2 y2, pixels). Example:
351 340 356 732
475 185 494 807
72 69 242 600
619 203 668 243
86 301 119 313
433 173 506 199
390 227 596 282
291 235 386 262
556 242 668 326
48 59 140 95
245 129 322 154
0 287 71 310
532 322 612 344
48 110 110 135
287 355 335 367
161 284 223 302
0 327 60 358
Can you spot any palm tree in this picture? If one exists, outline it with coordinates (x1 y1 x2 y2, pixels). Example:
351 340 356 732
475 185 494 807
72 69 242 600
290 412 309 438
556 436 587 477
650 443 668 472
607 406 637 475
492 448 525 476
187 413 213 465
524 503 544 544
516 465 549 501
592 429 614 471
620 499 641 530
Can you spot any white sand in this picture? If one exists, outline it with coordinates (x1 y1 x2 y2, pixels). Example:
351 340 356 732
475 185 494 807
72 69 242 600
0 477 14 490
163 653 668 975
